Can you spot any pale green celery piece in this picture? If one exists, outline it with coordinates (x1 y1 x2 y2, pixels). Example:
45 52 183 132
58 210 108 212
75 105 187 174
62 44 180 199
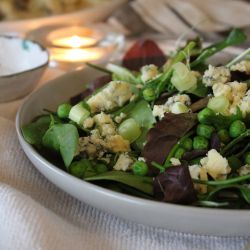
69 102 90 125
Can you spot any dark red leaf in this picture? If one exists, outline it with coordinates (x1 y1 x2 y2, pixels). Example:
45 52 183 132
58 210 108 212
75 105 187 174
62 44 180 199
210 132 221 151
122 39 166 71
143 113 197 167
153 164 197 204
182 150 207 161
70 75 112 105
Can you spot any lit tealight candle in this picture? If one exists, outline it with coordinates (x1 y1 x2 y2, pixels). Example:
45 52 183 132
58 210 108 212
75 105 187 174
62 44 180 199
47 26 105 63
52 35 97 48
50 47 105 63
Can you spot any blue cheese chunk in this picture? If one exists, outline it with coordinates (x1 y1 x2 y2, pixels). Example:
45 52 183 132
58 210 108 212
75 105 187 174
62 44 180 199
230 60 250 74
203 65 230 87
113 153 134 171
141 64 159 83
93 112 116 137
200 149 231 180
87 81 132 113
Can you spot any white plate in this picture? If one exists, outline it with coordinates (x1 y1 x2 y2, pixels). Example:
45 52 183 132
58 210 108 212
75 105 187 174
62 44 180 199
0 0 126 34
16 47 250 236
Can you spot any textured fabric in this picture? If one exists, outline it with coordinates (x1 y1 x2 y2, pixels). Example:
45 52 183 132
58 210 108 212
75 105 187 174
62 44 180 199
0 70 249 250
107 0 250 42
0 116 249 250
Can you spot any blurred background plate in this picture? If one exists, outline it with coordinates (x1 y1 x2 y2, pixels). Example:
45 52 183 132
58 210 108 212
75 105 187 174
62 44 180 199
0 0 126 34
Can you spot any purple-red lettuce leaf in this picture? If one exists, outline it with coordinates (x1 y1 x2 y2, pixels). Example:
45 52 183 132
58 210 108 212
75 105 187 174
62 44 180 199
70 75 112 105
122 39 166 71
142 113 197 171
153 164 197 204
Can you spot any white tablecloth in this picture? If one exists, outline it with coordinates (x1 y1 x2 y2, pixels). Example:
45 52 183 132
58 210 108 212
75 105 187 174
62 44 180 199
0 68 250 250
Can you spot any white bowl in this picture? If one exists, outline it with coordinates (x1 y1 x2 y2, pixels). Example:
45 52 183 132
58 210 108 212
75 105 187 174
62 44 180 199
0 36 49 103
16 62 250 236
0 0 127 34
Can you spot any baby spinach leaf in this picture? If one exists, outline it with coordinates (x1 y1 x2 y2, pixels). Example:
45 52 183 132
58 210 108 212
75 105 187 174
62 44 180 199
22 115 51 146
85 171 153 195
128 100 156 128
205 184 250 204
191 28 247 67
187 81 208 97
239 186 250 204
42 124 79 167
106 63 138 84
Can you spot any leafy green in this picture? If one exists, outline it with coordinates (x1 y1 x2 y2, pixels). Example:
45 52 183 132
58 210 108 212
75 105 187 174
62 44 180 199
85 171 153 195
221 129 250 155
106 63 138 84
187 81 208 97
193 174 250 186
42 124 79 167
22 115 51 146
191 28 247 67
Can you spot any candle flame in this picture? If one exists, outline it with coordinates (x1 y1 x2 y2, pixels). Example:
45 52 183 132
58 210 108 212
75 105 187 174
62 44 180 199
52 35 97 48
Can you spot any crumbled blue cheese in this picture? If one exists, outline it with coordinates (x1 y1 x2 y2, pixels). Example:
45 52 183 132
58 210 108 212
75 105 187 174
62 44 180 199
212 81 247 114
200 149 231 180
106 135 130 153
152 105 169 119
188 164 201 179
203 65 231 87
78 134 107 159
238 164 250 176
188 165 208 194
165 94 191 107
94 112 116 137
239 89 250 117
114 112 127 124
141 64 159 83
152 94 191 119
87 81 132 113
83 117 95 129
170 157 181 166
113 153 134 171
230 60 250 74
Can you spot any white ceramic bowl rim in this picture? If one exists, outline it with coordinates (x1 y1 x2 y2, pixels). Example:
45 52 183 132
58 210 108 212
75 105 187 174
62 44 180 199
0 35 49 78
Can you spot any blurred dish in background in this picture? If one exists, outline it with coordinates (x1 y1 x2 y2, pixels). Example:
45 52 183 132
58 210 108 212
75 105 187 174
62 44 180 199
0 0 111 20
0 0 126 34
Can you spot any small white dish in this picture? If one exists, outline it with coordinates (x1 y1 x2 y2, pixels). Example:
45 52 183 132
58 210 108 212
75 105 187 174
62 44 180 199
16 45 250 236
0 36 49 103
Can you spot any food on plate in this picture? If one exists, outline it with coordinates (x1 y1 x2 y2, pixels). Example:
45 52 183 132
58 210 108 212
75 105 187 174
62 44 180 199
0 0 110 20
22 28 250 208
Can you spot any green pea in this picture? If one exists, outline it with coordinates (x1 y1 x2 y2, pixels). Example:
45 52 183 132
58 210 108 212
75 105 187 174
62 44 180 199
132 161 148 176
118 118 141 143
95 163 108 174
180 137 193 151
197 108 215 125
57 103 72 119
244 152 250 165
217 129 231 143
174 147 186 159
229 120 246 138
142 88 156 101
227 155 242 171
196 124 215 139
69 159 90 178
193 136 209 150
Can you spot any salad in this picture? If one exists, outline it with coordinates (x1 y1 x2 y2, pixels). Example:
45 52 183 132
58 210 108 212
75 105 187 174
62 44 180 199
22 28 250 208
